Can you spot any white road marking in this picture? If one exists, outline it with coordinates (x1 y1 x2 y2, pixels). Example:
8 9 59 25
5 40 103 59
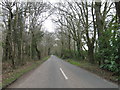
60 68 68 80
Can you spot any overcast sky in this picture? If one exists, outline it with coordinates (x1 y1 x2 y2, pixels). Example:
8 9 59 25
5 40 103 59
43 0 72 32
43 14 55 32
43 0 64 32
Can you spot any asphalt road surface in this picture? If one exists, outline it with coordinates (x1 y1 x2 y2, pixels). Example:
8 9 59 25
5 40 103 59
8 55 118 88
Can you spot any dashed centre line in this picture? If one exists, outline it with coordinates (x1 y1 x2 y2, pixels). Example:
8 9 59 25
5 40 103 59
60 68 68 80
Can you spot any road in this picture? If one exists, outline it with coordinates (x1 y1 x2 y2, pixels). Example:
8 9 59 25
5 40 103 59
8 55 118 88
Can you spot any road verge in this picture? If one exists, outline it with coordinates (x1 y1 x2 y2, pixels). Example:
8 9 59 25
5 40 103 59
65 59 118 85
2 56 50 89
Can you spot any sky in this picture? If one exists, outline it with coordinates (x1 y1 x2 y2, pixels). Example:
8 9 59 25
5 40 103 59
43 0 64 32
43 0 72 32
43 15 55 32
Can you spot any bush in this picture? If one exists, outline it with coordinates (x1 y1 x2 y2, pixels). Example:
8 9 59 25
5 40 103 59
100 60 118 72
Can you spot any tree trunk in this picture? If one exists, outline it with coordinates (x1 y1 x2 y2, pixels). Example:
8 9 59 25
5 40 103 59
31 31 35 59
115 2 120 23
88 43 94 64
8 9 15 68
76 40 81 58
61 40 64 57
48 47 50 56
4 35 9 61
35 45 41 60
95 2 103 49
73 40 76 57
68 35 71 52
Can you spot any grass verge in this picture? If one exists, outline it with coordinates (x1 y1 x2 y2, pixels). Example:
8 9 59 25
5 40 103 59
2 56 50 88
66 59 118 84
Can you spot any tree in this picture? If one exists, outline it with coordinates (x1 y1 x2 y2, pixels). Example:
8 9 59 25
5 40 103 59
115 2 120 23
1 1 52 68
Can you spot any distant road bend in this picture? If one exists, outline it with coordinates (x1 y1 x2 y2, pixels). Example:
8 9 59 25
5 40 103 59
9 55 118 88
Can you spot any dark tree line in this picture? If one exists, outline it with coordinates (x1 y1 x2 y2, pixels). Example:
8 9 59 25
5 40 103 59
1 1 53 68
52 1 120 81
